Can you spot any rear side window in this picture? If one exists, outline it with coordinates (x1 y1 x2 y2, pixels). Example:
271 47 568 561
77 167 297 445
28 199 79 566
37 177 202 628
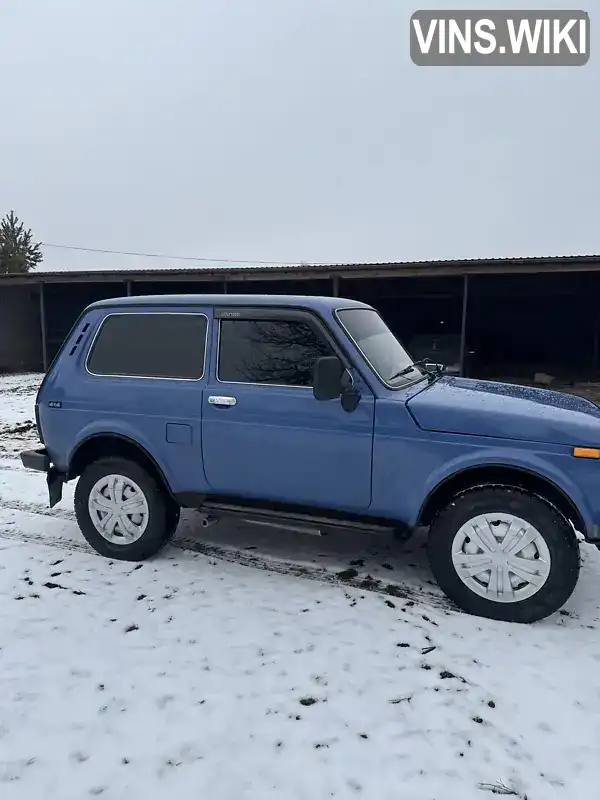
87 313 208 379
218 318 334 386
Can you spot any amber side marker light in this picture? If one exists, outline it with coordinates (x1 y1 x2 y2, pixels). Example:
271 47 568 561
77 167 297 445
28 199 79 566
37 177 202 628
573 447 600 459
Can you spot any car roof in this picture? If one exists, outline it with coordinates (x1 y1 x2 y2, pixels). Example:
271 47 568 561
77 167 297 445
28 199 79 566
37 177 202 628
86 294 374 313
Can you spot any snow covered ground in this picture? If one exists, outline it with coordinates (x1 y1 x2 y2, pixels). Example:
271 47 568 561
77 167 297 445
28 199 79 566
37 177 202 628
2 375 600 800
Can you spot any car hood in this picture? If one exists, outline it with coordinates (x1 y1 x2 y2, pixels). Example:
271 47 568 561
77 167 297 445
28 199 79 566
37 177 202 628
406 376 600 446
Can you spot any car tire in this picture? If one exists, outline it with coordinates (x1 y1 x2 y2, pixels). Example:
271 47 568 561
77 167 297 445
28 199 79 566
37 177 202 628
427 487 580 623
74 457 179 561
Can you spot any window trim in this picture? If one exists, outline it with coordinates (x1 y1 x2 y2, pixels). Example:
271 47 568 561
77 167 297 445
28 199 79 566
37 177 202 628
334 306 426 391
215 309 342 389
85 311 210 381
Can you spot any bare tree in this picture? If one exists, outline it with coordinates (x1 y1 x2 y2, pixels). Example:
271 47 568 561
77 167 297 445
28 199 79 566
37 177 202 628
232 320 333 385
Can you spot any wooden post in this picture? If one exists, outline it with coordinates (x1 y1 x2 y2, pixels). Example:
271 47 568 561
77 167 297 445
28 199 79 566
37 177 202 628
459 274 469 377
39 282 48 372
125 281 132 296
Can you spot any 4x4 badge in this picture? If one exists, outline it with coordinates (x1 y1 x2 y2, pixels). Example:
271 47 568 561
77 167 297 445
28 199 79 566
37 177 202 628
48 400 62 408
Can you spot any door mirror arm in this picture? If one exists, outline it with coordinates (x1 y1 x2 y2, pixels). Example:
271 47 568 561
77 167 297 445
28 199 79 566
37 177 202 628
340 369 361 412
341 384 361 412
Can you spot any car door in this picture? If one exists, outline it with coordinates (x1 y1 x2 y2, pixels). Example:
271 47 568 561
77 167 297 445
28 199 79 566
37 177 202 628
201 307 375 511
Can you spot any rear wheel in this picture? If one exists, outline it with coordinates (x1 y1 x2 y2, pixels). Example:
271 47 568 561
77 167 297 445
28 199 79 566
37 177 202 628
427 487 580 623
74 457 179 561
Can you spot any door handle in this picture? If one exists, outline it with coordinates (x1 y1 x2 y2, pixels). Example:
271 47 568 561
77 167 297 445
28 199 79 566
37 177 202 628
208 395 237 407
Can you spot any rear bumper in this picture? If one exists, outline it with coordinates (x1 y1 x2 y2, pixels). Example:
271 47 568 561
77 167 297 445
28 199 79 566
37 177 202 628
20 448 65 508
20 448 51 472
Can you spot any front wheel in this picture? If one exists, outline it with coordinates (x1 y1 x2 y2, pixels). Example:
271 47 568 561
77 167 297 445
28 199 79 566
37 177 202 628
427 487 580 623
74 457 179 561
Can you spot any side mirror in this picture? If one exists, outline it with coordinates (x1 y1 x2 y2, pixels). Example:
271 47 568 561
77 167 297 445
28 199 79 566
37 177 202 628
313 356 345 401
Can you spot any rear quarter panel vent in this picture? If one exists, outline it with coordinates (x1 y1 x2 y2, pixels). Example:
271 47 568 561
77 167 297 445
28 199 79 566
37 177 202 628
68 322 91 357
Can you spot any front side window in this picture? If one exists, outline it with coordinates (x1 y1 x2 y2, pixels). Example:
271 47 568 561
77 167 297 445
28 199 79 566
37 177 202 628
218 317 334 386
87 313 208 379
336 308 425 386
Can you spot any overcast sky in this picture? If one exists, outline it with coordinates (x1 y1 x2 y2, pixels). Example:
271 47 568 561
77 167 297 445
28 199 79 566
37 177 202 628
0 0 596 272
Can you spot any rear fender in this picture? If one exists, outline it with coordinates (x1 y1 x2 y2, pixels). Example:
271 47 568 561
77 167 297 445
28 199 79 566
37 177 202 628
68 419 176 490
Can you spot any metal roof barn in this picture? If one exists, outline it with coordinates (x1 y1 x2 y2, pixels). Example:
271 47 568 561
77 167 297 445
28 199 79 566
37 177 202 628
1 254 600 396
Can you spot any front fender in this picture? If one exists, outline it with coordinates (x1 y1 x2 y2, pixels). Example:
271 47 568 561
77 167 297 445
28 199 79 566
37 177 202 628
418 445 593 533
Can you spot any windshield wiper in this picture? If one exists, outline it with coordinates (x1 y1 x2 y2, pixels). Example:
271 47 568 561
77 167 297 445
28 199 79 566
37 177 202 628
388 359 443 382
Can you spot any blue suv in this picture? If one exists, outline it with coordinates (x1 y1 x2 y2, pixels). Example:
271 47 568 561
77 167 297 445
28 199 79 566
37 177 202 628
20 294 600 623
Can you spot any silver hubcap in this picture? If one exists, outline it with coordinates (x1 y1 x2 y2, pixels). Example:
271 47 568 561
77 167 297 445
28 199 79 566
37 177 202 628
88 474 150 544
451 512 551 603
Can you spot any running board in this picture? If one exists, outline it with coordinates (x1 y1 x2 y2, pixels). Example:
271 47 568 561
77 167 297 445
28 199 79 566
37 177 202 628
200 500 395 537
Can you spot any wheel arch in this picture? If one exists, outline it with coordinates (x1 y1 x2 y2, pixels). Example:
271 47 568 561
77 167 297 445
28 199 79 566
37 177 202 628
417 463 586 536
67 433 176 501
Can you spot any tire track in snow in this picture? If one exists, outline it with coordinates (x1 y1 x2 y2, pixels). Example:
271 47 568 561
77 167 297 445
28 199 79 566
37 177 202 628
0 498 76 520
0 526 93 554
0 498 451 611
174 534 450 609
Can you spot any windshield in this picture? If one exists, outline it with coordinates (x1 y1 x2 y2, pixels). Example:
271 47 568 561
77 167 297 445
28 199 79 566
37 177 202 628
336 308 426 386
